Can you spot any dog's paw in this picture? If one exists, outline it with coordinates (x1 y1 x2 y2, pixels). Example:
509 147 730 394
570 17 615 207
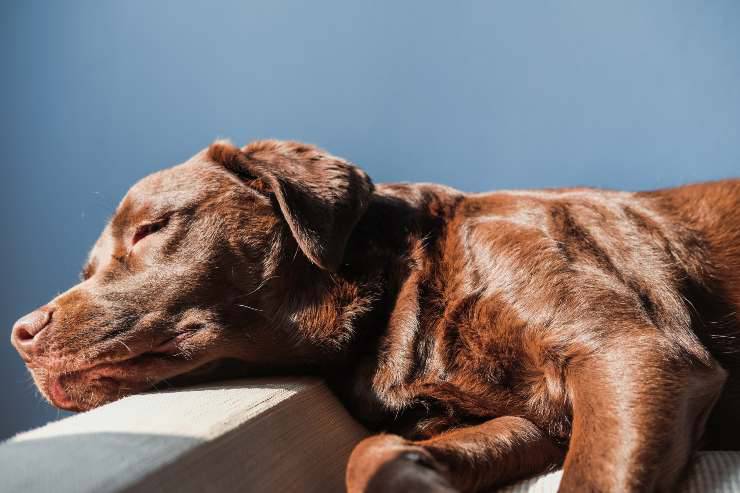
364 450 458 493
346 435 458 493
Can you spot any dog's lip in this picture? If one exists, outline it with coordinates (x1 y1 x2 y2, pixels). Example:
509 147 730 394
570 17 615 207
26 331 190 374
147 326 206 355
48 329 200 376
43 352 167 410
32 330 202 410
48 378 76 409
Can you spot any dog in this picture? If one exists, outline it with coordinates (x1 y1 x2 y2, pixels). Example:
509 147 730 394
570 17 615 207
11 139 740 492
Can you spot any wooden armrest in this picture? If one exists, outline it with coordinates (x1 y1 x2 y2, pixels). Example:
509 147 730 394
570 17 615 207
0 377 368 493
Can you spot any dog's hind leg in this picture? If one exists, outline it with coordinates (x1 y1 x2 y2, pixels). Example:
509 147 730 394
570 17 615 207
560 331 727 493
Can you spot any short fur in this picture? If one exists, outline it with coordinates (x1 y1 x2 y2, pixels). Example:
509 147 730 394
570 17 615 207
11 140 740 492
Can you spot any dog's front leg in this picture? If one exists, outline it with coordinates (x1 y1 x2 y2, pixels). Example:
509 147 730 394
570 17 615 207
560 333 726 493
346 416 564 493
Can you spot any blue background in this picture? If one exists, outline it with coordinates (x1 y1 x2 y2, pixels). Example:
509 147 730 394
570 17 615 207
1 1 739 439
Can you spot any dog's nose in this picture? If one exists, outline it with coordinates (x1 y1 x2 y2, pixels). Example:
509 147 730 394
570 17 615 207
11 306 54 358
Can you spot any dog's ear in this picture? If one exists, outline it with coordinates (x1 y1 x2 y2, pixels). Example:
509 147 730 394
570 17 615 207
208 140 374 272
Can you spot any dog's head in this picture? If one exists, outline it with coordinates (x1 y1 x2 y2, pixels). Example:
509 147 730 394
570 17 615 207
10 140 373 411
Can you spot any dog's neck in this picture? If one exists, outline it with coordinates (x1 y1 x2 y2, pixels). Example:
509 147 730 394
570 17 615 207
267 182 464 366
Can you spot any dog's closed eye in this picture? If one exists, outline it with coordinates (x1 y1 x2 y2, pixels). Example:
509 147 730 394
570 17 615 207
132 218 169 246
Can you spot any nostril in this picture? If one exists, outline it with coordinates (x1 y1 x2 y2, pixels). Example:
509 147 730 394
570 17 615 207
15 326 35 344
12 306 54 351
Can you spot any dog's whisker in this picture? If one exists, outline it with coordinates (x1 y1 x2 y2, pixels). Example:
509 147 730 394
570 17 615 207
236 303 263 312
117 340 133 354
241 275 279 298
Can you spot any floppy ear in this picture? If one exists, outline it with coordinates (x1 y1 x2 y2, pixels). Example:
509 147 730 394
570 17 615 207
208 139 374 272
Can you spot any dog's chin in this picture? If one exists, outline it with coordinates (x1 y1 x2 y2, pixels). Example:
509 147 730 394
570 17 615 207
44 372 141 411
34 353 197 412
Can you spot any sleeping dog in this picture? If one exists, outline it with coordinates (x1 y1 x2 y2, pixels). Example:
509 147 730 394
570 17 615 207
11 140 740 492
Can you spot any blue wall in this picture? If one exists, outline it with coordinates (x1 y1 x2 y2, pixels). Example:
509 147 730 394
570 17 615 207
2 1 739 439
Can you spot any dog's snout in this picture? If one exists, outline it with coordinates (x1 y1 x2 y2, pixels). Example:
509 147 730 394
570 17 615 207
11 306 54 358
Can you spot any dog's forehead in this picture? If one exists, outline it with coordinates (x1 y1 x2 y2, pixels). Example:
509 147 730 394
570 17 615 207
126 163 202 210
85 154 224 265
115 153 225 225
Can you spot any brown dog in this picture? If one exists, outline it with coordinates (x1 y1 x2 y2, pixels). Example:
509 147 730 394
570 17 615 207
11 140 740 492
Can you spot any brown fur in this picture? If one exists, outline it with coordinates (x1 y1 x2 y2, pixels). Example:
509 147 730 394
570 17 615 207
11 140 740 492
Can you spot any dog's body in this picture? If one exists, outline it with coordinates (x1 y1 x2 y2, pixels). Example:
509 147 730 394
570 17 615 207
341 179 740 492
11 140 740 492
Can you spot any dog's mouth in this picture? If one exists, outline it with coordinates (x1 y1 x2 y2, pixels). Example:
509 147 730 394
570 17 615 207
34 334 202 412
46 355 166 411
